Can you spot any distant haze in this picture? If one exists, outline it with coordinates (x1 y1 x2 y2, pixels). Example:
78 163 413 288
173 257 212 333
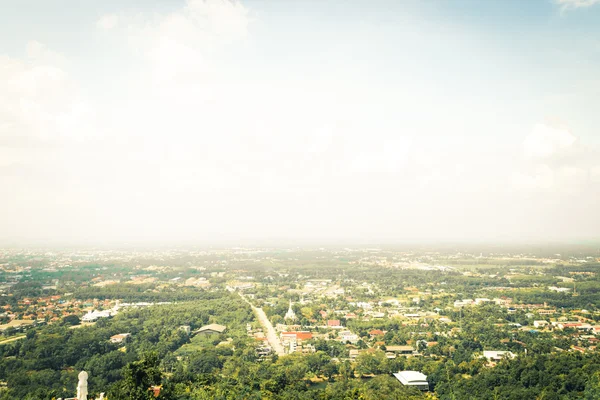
1 0 600 245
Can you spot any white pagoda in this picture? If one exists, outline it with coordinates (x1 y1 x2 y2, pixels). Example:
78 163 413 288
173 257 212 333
284 300 296 321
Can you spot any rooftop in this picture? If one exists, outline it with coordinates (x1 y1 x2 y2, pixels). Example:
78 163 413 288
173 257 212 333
393 371 428 389
196 324 227 333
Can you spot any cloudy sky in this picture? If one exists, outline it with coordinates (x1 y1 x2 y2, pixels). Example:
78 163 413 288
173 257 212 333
1 0 600 245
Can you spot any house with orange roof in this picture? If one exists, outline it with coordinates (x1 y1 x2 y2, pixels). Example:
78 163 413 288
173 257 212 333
369 329 385 338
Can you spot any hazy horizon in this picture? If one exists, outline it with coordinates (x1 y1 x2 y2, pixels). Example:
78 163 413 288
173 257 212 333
2 0 600 244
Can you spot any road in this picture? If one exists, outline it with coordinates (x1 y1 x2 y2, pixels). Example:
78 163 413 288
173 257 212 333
239 293 285 356
0 335 26 345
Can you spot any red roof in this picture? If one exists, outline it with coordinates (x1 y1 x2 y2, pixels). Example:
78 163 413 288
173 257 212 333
327 320 341 327
150 385 161 397
369 329 384 336
283 331 313 340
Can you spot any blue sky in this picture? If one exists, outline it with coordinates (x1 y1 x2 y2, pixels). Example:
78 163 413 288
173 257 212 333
1 0 600 244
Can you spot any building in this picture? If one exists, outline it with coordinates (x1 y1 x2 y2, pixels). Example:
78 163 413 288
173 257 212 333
179 325 191 335
386 345 415 355
276 323 301 332
537 309 556 316
256 345 272 357
393 371 429 391
194 324 227 335
280 331 313 353
483 350 516 362
494 297 512 306
533 320 549 328
110 333 130 344
82 309 113 322
556 322 591 331
548 286 570 293
338 330 359 344
369 329 384 338
284 301 297 321
454 299 474 308
281 331 313 343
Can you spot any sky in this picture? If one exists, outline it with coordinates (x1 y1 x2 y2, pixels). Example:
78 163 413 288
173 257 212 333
1 0 600 246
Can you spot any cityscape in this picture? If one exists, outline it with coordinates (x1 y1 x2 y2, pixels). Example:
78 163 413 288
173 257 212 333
2 246 600 398
2 0 600 398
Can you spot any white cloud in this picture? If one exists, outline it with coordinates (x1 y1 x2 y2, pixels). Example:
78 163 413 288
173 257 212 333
0 43 82 145
591 166 600 183
186 0 250 38
26 40 66 65
555 0 600 11
522 123 576 160
513 164 555 190
0 40 98 226
3 0 600 243
96 14 119 30
122 0 249 84
514 122 600 193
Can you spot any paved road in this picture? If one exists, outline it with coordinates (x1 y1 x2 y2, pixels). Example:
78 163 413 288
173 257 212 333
240 293 285 356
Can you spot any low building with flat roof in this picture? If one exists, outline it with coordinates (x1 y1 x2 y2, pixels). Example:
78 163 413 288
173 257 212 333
483 350 516 362
110 333 130 343
193 324 227 335
393 371 429 391
386 345 415 355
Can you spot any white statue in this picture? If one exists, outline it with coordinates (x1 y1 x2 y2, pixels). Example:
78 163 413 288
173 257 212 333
77 371 88 400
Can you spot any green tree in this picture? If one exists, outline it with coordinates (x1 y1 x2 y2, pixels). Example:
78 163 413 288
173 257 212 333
107 353 162 400
62 315 81 326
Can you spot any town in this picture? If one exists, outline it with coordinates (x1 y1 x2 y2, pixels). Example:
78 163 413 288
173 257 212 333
4 0 600 397
1 246 600 399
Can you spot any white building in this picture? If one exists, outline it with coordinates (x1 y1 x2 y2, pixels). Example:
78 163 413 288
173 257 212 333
179 325 191 334
338 330 359 344
548 286 570 293
110 333 131 344
284 300 297 321
533 320 549 328
454 299 474 308
82 310 113 322
393 371 429 391
483 350 516 362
